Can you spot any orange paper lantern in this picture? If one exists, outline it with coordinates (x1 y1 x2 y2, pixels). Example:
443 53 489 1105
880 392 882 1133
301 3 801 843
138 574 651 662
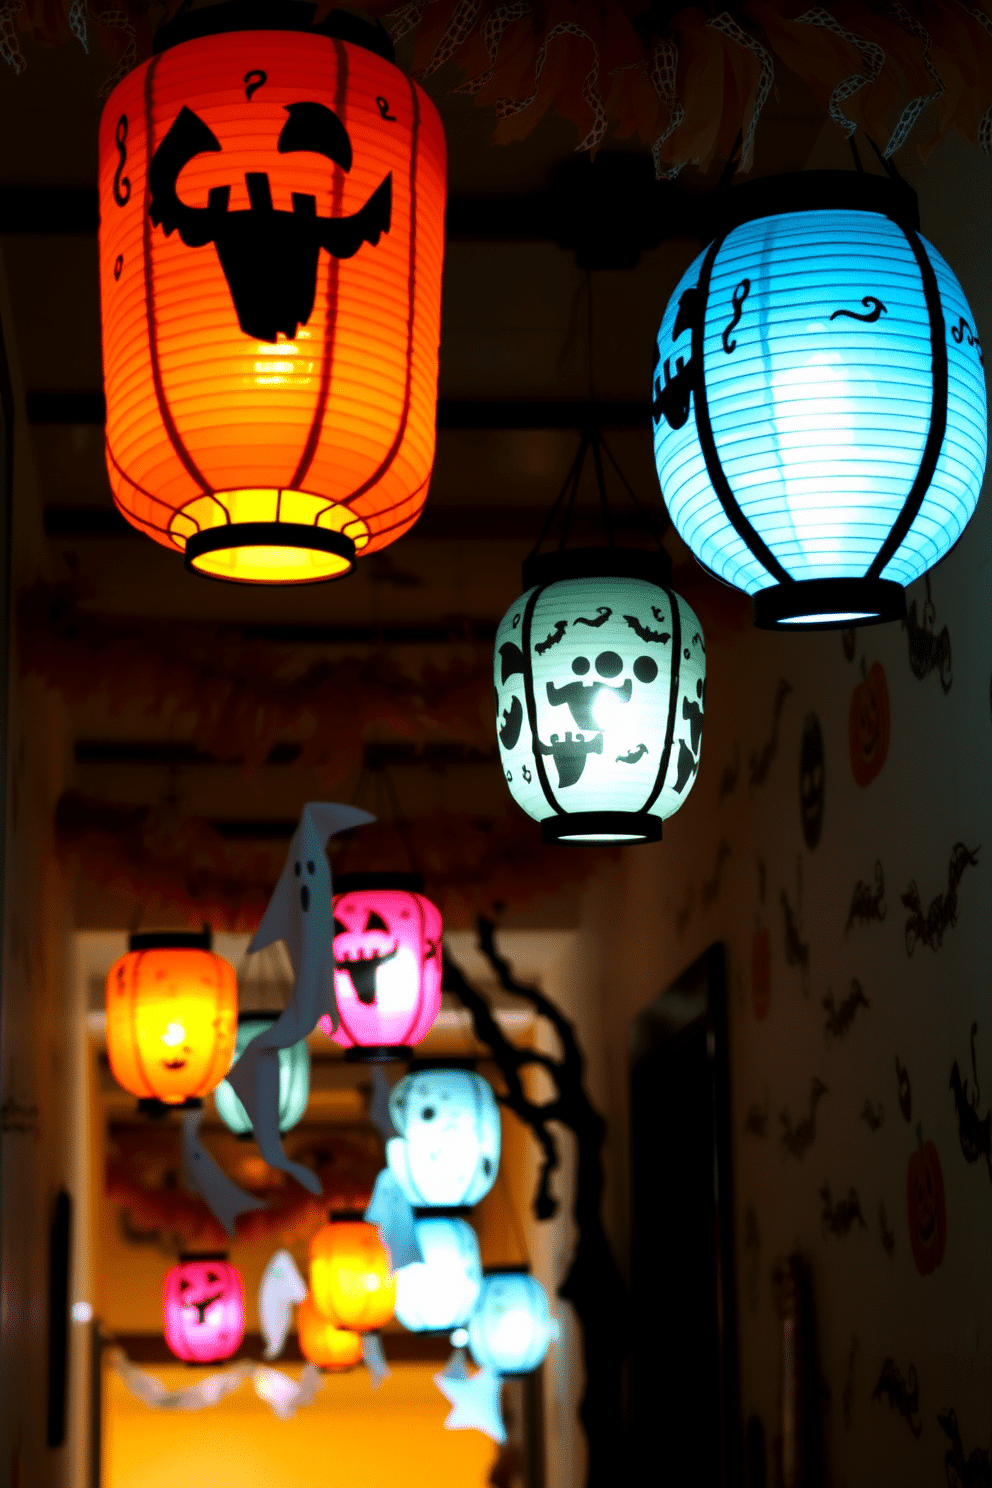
297 1294 364 1371
105 931 237 1104
309 1215 396 1332
98 11 446 584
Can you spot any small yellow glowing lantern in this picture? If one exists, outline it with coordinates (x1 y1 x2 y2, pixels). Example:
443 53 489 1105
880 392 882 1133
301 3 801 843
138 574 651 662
309 1213 396 1333
105 930 237 1104
297 1295 363 1371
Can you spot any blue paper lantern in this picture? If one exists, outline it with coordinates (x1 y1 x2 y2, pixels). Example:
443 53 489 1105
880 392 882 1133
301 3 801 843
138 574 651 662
394 1218 483 1333
652 174 987 629
467 1271 559 1376
386 1069 501 1208
494 549 706 845
213 1015 310 1136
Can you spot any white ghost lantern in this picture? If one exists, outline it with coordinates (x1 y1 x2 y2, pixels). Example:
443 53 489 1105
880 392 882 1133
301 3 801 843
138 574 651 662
494 549 705 844
394 1218 482 1333
467 1270 559 1376
386 1069 501 1208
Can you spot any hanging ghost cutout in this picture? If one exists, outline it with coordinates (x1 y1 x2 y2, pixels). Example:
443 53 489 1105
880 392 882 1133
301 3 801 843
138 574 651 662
252 1362 323 1419
365 1167 424 1270
181 1107 265 1237
228 802 374 1194
362 1332 391 1390
110 1350 252 1411
258 1249 308 1360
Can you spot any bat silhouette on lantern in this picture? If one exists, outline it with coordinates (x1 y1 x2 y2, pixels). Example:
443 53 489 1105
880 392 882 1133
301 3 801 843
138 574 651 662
149 103 392 343
228 802 374 1195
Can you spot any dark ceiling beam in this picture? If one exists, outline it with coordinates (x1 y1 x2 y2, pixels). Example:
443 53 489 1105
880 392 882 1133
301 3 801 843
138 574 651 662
74 739 498 767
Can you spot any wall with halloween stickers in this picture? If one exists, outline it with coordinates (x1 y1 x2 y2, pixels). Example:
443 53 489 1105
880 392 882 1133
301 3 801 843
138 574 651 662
562 134 992 1488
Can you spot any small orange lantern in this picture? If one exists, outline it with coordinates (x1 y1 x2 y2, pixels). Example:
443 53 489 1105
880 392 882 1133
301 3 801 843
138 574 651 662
98 10 446 584
297 1294 363 1371
105 930 237 1104
309 1213 396 1333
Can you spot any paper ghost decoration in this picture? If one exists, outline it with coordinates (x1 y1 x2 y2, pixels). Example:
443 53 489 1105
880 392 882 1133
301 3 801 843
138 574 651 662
228 802 374 1194
361 1332 391 1390
434 1362 506 1444
365 1168 424 1271
252 1363 323 1420
259 1249 308 1360
110 1350 252 1412
181 1107 265 1237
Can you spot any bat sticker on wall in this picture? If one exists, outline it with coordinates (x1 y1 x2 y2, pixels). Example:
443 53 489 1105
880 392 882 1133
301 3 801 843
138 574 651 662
780 1078 828 1161
843 1335 858 1430
719 745 741 802
949 1022 992 1181
701 839 731 908
896 1058 912 1122
781 888 810 993
823 980 870 1045
903 574 952 694
879 1201 895 1257
819 1183 867 1238
872 1357 922 1438
845 860 887 934
860 1099 884 1133
902 843 980 955
938 1409 992 1486
748 678 792 786
745 1096 770 1138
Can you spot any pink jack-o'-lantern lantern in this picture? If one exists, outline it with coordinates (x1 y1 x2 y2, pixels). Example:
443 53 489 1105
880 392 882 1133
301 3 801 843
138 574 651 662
163 1254 245 1363
318 874 442 1056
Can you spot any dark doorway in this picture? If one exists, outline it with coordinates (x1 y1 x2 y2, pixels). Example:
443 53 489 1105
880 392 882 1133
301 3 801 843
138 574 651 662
628 942 741 1486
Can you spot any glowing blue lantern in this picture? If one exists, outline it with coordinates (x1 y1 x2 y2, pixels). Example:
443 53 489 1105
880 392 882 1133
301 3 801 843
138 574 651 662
652 173 987 629
213 1015 310 1136
394 1218 483 1333
468 1270 559 1376
494 549 706 845
386 1069 501 1208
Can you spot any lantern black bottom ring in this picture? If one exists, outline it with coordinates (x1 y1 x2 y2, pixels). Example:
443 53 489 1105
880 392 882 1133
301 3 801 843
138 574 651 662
185 522 357 584
342 1045 413 1064
541 812 662 846
753 578 905 631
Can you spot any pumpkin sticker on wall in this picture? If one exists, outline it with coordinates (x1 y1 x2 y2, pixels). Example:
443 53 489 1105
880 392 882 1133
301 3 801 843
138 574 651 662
751 925 771 1022
849 659 890 787
907 1123 946 1276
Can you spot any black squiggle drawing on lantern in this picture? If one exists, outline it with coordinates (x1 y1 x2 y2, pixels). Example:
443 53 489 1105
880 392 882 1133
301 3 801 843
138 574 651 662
547 674 631 730
149 102 392 342
896 1058 912 1122
243 69 267 100
675 883 694 937
617 744 648 765
683 684 704 753
872 1357 922 1437
902 842 980 955
903 574 952 693
829 295 887 324
745 1095 769 1138
499 696 523 750
573 607 612 629
843 1335 858 1430
950 1021 992 1182
114 114 131 206
780 888 810 991
879 1201 895 1256
652 285 701 429
749 679 792 786
692 631 705 654
674 739 699 794
521 766 531 783
535 621 568 655
718 747 741 802
845 860 886 933
512 613 521 630
951 314 985 366
722 277 751 353
701 840 731 908
780 1077 827 1161
860 1099 884 1133
113 254 124 281
623 613 670 645
499 641 525 683
820 1183 866 1238
375 95 397 121
823 980 870 1045
939 1410 992 1485
536 732 602 789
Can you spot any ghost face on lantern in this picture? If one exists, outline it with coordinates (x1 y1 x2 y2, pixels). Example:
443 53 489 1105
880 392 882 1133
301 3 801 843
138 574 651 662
321 886 442 1050
394 1217 483 1333
386 1069 501 1208
163 1256 245 1363
494 564 706 843
468 1272 559 1376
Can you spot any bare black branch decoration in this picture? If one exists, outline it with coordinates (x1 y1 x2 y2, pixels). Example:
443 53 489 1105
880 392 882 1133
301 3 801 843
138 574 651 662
443 918 630 1487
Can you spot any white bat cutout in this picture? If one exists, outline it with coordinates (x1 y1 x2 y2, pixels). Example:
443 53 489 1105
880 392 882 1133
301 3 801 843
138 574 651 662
228 802 374 1194
253 1362 323 1419
258 1249 308 1361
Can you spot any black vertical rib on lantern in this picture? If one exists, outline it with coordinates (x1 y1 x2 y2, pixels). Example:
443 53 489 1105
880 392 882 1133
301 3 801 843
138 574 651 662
641 585 682 813
520 582 562 817
866 224 948 580
46 1189 72 1448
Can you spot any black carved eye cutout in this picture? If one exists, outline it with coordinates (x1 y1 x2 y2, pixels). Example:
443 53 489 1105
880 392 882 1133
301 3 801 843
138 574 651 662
421 1105 435 1121
307 861 315 875
179 1278 190 1291
366 910 388 933
206 1270 219 1284
333 917 346 937
633 656 658 683
572 656 590 676
294 861 301 877
595 651 623 679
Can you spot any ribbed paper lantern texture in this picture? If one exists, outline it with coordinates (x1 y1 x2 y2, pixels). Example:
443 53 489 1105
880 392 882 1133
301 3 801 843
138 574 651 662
494 567 706 843
652 202 987 628
395 1218 482 1333
163 1257 245 1363
386 1069 501 1208
214 1015 310 1135
309 1219 396 1331
318 886 442 1051
297 1294 364 1370
98 26 446 583
105 943 237 1103
467 1273 558 1376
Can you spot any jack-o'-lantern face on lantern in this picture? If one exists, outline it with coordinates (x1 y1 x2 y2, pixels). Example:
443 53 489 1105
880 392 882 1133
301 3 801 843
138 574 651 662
321 886 442 1051
907 1135 946 1276
849 661 890 787
163 1257 245 1362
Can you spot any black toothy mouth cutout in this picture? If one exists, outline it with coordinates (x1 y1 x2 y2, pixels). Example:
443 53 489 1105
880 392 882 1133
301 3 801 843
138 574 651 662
547 677 631 730
334 945 399 1004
